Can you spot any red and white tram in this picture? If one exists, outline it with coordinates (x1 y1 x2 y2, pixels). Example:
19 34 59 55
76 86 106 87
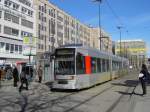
52 45 128 89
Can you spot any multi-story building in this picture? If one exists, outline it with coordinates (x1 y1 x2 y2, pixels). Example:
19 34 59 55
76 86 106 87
33 0 92 59
90 27 112 53
0 0 36 64
116 39 147 69
33 0 112 60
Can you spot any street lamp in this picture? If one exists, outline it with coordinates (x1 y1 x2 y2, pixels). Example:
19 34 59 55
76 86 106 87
93 0 103 50
117 26 122 56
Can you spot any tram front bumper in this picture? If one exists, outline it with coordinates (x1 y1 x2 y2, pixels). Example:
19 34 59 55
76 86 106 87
52 80 76 89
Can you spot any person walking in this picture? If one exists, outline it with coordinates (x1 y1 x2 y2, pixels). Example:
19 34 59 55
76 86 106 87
37 65 43 83
12 66 19 87
0 68 2 87
19 66 28 92
0 68 2 80
139 64 148 95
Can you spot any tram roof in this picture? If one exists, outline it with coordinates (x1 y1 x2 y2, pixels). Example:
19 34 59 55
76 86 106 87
58 44 128 62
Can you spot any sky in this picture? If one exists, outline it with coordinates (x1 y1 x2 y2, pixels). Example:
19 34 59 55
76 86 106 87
49 0 150 55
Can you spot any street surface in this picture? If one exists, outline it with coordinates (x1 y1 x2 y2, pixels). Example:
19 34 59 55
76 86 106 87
0 72 150 112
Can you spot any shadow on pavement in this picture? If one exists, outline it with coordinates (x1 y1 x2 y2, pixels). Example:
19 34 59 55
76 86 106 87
116 91 143 96
111 80 139 87
112 80 144 96
0 82 84 112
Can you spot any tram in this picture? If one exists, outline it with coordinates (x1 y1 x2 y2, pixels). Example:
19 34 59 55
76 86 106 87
52 45 128 89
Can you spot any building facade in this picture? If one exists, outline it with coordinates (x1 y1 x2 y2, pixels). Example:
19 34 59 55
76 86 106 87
33 0 112 59
33 0 92 58
0 0 36 64
90 27 112 53
116 39 147 69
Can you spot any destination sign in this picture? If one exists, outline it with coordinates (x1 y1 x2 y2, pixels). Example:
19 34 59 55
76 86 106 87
56 49 75 55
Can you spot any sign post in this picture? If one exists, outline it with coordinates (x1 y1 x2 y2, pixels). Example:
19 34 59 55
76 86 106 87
23 36 37 64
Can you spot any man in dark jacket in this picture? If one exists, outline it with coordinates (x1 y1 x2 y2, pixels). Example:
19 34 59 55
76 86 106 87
19 66 28 92
12 66 19 87
139 64 148 95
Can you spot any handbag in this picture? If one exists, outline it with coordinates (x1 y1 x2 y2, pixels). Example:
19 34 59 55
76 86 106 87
139 73 144 78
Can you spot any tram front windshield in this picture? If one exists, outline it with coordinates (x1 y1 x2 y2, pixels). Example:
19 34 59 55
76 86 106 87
54 48 75 75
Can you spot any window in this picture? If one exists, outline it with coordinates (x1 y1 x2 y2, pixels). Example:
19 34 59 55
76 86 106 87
41 44 43 50
15 45 18 52
19 45 22 54
13 3 19 10
91 58 97 73
57 32 63 37
106 60 109 72
4 0 12 7
76 53 85 74
102 59 106 72
57 16 63 22
22 7 27 13
11 15 19 24
51 18 55 34
57 23 63 30
12 28 19 36
38 44 40 49
21 19 33 29
10 44 14 53
0 24 1 33
39 12 41 20
4 12 11 21
0 42 5 53
4 26 11 35
4 26 19 36
39 5 41 11
0 11 2 18
5 43 10 52
4 12 19 24
19 0 31 7
49 45 51 51
21 31 33 37
97 58 101 72
28 10 33 17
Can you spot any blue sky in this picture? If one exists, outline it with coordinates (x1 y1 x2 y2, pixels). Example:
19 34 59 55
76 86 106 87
49 0 150 55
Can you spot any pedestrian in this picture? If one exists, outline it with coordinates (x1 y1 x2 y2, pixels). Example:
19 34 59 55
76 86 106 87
139 64 148 95
5 67 12 80
19 66 28 92
0 68 2 80
1 67 6 81
12 66 19 87
0 68 2 87
37 65 43 83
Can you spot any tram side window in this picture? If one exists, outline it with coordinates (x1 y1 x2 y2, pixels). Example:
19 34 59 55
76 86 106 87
119 62 122 69
76 53 85 74
97 58 101 73
91 58 97 73
123 62 127 69
102 59 106 72
117 62 120 70
106 60 109 72
112 61 117 71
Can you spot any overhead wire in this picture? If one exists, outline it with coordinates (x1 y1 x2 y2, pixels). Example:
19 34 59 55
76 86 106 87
105 0 124 27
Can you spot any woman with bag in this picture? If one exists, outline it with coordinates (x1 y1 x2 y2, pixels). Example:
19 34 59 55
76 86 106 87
139 64 148 95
